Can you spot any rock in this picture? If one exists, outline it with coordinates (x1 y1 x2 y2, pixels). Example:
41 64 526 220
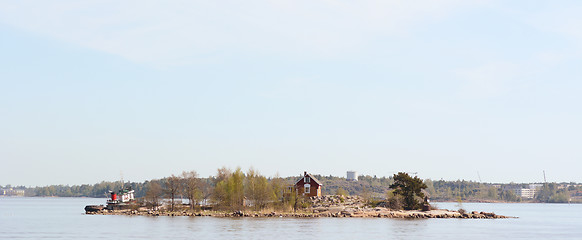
482 212 496 218
340 211 352 217
422 204 431 211
84 205 105 213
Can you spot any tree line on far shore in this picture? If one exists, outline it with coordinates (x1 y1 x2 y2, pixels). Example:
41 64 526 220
17 169 582 205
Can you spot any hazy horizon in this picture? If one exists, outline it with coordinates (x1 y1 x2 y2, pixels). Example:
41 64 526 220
2 1 581 186
0 169 571 188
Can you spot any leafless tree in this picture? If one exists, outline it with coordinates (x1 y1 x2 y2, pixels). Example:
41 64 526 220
182 170 202 211
164 174 182 212
145 181 163 210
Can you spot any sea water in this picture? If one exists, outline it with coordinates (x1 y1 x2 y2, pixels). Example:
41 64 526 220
1 197 581 239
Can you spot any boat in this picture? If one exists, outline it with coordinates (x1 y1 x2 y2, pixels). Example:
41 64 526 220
84 187 137 213
106 188 136 210
84 205 105 213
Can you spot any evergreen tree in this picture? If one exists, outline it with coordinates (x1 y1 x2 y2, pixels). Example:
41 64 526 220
389 172 427 210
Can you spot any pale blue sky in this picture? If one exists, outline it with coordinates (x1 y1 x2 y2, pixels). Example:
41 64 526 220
1 1 581 186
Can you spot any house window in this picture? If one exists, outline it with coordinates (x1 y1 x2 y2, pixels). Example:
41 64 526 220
304 184 310 194
305 177 310 183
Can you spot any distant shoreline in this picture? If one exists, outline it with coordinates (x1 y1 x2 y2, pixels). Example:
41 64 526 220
5 195 578 204
433 199 581 204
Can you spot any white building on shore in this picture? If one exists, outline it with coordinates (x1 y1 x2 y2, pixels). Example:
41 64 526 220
512 188 537 199
0 188 25 196
509 184 541 199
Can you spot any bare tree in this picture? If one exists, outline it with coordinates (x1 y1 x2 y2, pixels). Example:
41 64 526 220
182 170 201 211
215 167 232 183
145 181 163 211
199 178 212 207
164 174 182 212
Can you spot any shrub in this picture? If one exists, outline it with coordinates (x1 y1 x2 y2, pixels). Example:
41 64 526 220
385 190 403 210
458 208 466 215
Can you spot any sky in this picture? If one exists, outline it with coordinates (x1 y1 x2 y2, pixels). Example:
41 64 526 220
1 1 581 186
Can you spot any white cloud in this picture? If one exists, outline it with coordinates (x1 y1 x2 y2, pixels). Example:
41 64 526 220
0 0 480 67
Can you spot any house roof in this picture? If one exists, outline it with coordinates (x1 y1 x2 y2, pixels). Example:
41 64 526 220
295 172 322 185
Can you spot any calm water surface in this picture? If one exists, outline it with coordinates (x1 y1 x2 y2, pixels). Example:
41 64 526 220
1 197 581 239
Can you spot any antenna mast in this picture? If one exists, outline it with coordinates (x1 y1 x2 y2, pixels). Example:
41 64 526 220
120 171 124 190
543 170 547 183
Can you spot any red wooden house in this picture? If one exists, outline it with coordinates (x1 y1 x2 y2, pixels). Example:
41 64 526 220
295 171 322 197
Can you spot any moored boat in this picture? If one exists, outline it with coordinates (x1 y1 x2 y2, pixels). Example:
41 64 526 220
84 205 104 213
85 187 137 213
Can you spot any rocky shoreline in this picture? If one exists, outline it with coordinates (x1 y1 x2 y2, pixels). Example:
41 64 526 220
86 195 514 219
87 208 512 219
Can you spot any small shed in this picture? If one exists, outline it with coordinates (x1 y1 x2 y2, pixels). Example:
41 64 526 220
295 171 323 197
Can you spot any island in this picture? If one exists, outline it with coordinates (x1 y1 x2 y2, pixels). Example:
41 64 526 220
86 195 511 219
84 170 515 219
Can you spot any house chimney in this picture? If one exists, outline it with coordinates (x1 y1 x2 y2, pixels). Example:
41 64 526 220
304 171 307 176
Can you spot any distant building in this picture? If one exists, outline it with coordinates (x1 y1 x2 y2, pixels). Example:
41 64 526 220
347 171 358 181
509 187 538 199
295 171 322 197
0 188 25 196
